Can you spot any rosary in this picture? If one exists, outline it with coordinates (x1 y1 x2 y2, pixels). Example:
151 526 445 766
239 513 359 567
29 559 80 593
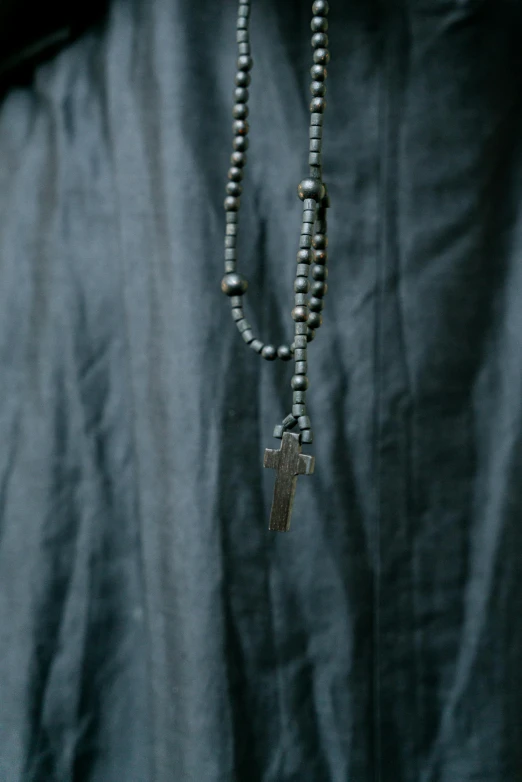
221 0 330 531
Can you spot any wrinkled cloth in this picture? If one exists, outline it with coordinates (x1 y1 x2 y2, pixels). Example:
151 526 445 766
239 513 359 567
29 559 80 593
1 1 522 780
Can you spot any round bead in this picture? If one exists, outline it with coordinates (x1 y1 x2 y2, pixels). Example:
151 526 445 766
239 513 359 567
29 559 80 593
311 280 328 297
308 311 323 329
224 196 240 211
311 16 328 32
234 86 249 103
312 264 328 281
221 272 248 296
292 375 309 391
307 328 316 342
226 181 242 196
309 296 324 312
313 234 327 249
313 0 329 14
311 32 329 49
292 305 308 322
310 97 326 113
296 249 311 263
237 55 253 71
314 48 330 65
261 344 277 361
233 136 249 151
235 71 251 87
231 151 247 167
314 250 328 265
277 345 292 361
233 119 249 136
233 103 249 119
297 178 323 201
310 80 326 97
311 64 327 81
228 166 243 182
294 277 310 293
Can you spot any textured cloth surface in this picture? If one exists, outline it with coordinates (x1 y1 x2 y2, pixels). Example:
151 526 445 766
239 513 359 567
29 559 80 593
0 1 522 780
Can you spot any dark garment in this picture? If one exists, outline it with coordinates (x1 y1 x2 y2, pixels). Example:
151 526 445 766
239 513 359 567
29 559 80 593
0 1 521 780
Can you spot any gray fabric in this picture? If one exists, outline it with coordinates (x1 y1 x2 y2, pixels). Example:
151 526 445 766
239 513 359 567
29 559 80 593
1 0 521 780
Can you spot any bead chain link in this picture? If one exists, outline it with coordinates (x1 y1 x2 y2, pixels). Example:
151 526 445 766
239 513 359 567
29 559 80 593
221 0 331 445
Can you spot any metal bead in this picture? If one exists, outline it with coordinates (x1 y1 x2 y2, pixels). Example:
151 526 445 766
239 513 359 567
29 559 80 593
313 234 327 249
293 404 306 417
310 97 326 114
307 328 316 342
277 345 292 361
237 318 251 333
236 29 249 43
311 281 328 297
291 375 309 391
312 0 329 14
238 3 251 17
250 339 264 353
233 103 249 119
310 125 323 139
232 307 244 321
310 80 326 97
303 209 315 224
294 277 310 293
301 222 313 236
234 87 249 103
262 344 277 361
242 329 254 344
294 336 307 350
297 178 323 201
273 425 284 439
298 415 311 430
224 196 240 211
311 16 328 32
309 138 321 153
238 42 251 56
295 361 307 375
312 264 328 281
299 235 313 249
311 64 327 81
231 151 247 167
283 414 298 429
225 261 236 273
297 249 311 263
228 166 243 182
311 112 324 126
293 390 306 403
301 429 313 444
311 33 329 49
230 296 244 308
314 250 328 264
309 296 324 312
236 16 248 30
233 119 249 136
226 181 242 196
292 305 308 322
313 48 330 65
296 263 310 277
308 312 323 329
295 322 308 335
294 348 307 360
237 55 253 71
309 153 322 167
294 293 307 306
221 272 248 296
233 136 249 151
235 71 251 87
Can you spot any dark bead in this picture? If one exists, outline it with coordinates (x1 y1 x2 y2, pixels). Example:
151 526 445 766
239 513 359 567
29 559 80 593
313 234 327 249
310 97 326 113
221 272 248 296
310 138 321 153
273 424 284 439
228 166 243 182
234 86 249 103
233 119 249 136
294 348 307 360
297 248 311 263
311 112 323 126
312 264 328 281
262 344 277 361
294 293 307 306
224 196 240 211
292 305 308 322
297 178 323 201
307 328 316 342
311 64 327 81
309 296 324 312
293 390 306 402
237 55 253 71
242 329 254 344
250 339 264 353
235 71 251 87
301 429 313 444
230 295 243 308
308 311 323 329
294 277 310 293
283 414 298 429
314 249 328 264
311 16 328 32
231 151 247 167
231 307 244 321
314 48 330 65
313 0 329 14
295 361 307 374
298 415 311 430
311 32 329 49
233 103 249 119
310 80 326 97
291 375 309 391
233 135 249 151
237 318 250 333
293 404 306 417
299 235 312 249
296 263 310 277
294 336 307 349
236 16 248 29
295 322 308 335
226 181 242 196
311 281 328 297
277 345 292 361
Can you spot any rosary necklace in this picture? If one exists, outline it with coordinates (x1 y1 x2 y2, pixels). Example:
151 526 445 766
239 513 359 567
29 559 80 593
221 0 331 532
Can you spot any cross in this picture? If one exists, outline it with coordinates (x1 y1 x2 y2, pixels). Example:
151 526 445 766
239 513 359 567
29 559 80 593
264 431 315 532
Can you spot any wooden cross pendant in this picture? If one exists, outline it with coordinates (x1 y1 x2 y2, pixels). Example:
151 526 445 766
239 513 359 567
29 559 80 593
264 431 315 532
